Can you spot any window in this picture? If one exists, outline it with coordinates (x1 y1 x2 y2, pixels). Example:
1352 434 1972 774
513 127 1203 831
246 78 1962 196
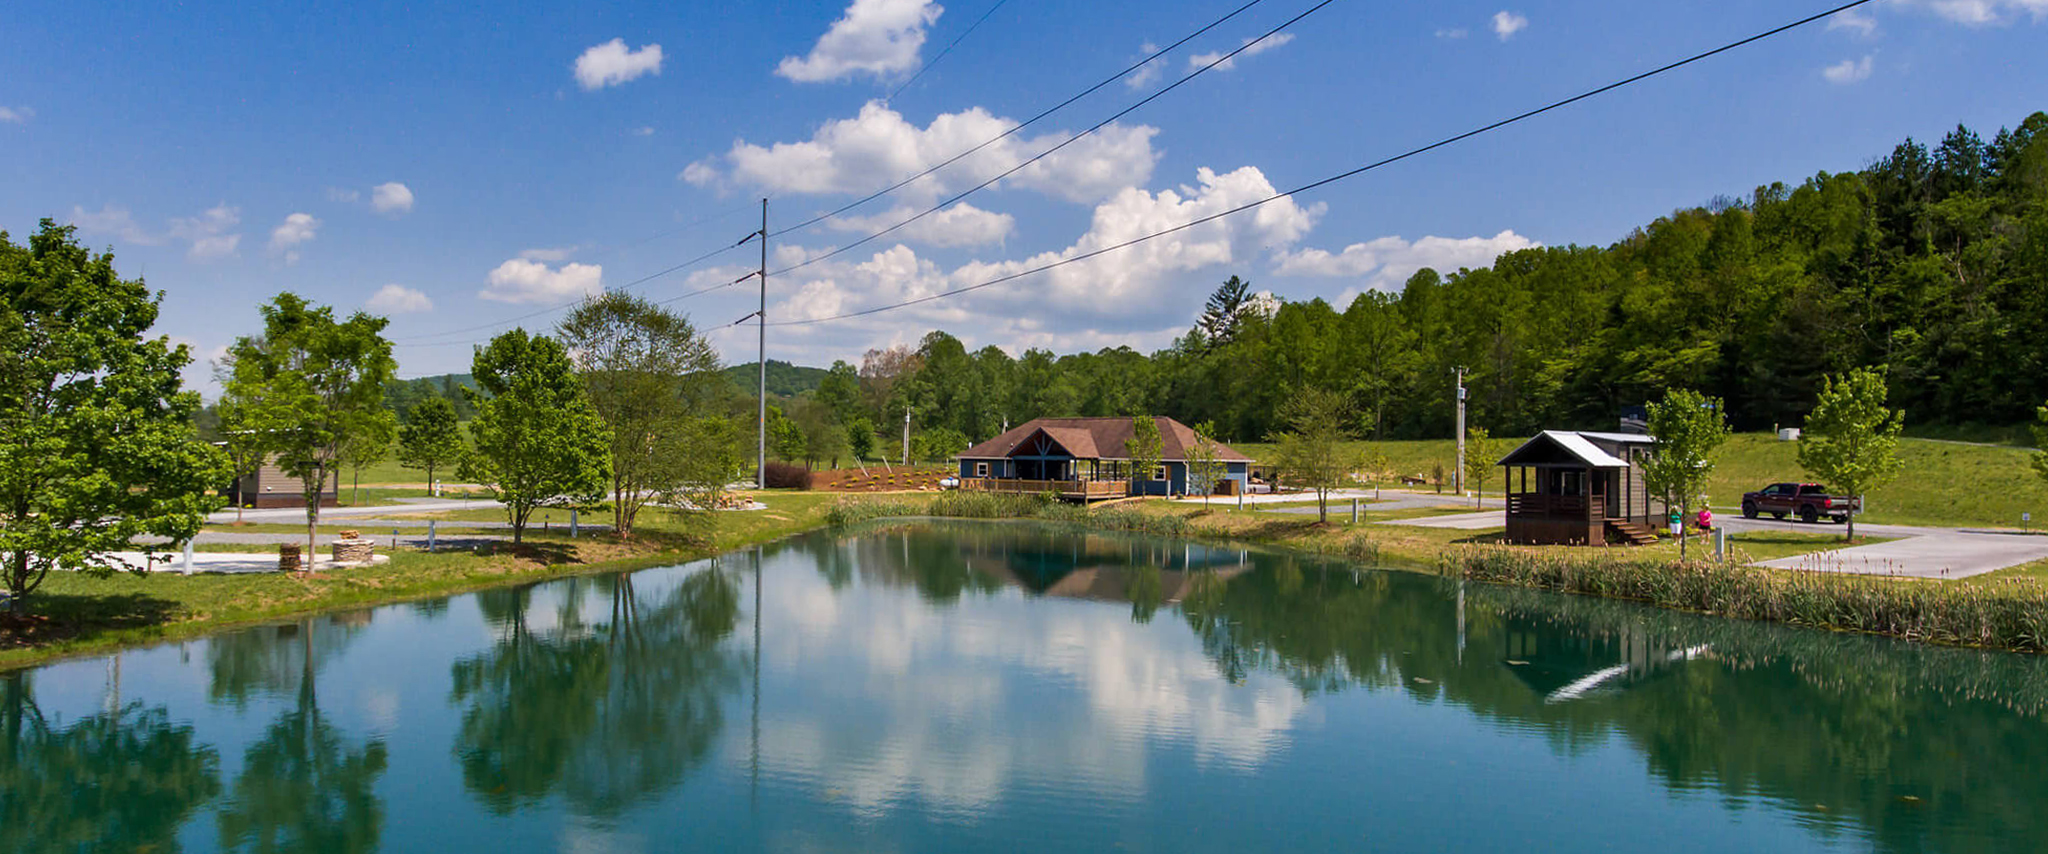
975 462 989 477
1152 465 1168 481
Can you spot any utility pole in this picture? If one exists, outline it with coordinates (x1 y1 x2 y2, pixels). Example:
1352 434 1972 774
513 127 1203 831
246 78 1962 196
756 198 769 490
902 407 911 466
1454 366 1467 495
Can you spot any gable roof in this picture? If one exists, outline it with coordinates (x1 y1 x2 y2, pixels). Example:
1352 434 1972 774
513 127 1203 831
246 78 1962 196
958 416 1252 463
1498 430 1640 469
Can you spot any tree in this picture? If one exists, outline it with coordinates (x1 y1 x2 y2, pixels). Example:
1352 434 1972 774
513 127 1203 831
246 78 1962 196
0 221 226 607
1185 421 1227 504
557 292 723 536
1267 388 1362 523
815 360 864 424
1125 415 1164 496
214 392 267 524
1643 389 1732 559
1797 367 1904 540
766 405 806 464
1198 275 1253 347
396 396 464 497
458 329 612 544
222 293 397 559
1462 427 1503 507
845 416 877 463
798 401 849 469
910 427 969 463
338 414 394 507
2034 403 2048 486
676 416 751 513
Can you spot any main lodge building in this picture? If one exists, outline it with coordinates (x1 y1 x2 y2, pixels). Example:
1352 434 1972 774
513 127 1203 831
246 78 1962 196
956 416 1252 501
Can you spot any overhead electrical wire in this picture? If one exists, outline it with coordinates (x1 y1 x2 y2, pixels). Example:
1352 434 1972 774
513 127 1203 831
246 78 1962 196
392 0 1287 349
768 0 1338 279
766 0 1882 327
884 0 1015 103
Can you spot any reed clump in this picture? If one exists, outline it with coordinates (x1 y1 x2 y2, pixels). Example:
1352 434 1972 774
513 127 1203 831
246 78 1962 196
1448 548 2048 653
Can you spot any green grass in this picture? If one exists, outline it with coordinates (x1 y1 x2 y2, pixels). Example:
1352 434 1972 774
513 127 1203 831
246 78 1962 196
1235 432 2048 529
0 492 839 670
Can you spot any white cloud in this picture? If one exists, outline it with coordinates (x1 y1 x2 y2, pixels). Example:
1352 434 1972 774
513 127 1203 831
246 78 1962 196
1827 9 1880 37
1904 0 2048 25
169 205 242 261
1124 43 1165 90
371 182 414 216
267 212 319 264
633 126 655 137
0 106 32 124
1273 230 1539 296
1188 33 1295 71
481 258 603 304
69 205 165 245
1492 10 1529 40
325 187 362 203
828 202 1015 248
694 101 1158 206
777 0 944 82
517 246 579 262
574 39 665 90
367 284 434 314
1436 28 1470 39
1823 54 1875 84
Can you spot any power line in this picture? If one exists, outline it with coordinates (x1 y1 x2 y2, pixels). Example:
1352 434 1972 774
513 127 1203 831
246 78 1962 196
768 0 1880 327
770 0 1276 241
769 0 1337 279
885 0 1015 103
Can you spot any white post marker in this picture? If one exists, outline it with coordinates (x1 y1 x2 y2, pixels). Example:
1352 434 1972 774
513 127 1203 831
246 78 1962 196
427 520 437 552
1714 526 1727 561
570 510 579 538
182 540 195 576
1351 498 1359 524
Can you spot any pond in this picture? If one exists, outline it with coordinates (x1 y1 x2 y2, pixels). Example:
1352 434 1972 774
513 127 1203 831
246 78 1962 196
6 520 2047 853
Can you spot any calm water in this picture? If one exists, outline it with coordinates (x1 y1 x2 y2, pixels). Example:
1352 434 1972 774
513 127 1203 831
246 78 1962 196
6 521 2047 853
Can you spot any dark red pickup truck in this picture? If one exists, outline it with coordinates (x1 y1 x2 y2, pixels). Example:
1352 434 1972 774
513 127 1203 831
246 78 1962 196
1741 483 1860 523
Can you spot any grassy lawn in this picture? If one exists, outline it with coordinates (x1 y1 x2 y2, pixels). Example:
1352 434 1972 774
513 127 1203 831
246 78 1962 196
1232 432 2047 529
0 491 838 670
199 523 503 536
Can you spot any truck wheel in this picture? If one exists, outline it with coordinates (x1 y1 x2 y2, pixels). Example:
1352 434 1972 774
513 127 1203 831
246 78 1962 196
1742 502 1759 519
1798 505 1818 524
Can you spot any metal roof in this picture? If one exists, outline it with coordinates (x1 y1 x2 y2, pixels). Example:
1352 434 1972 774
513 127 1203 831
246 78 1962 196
1498 430 1636 469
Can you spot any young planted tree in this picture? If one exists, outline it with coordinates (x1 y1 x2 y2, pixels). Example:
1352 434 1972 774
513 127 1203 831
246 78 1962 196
1798 367 1904 541
337 416 394 507
677 416 751 514
1184 421 1228 504
1643 388 1731 558
1125 415 1164 496
1267 387 1362 523
0 221 226 609
767 406 807 465
397 396 465 496
1462 427 1503 507
557 292 722 535
459 329 612 544
846 416 877 464
221 293 396 560
214 393 266 523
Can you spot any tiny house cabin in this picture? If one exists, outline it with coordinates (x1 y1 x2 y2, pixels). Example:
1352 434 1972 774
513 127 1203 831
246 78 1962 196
225 453 340 509
956 417 1251 501
1497 431 1658 546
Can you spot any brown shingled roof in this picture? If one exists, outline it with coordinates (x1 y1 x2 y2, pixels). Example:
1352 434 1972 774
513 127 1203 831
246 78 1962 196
957 417 1252 462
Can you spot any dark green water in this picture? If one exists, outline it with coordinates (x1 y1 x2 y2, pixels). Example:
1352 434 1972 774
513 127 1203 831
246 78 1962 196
6 521 2047 853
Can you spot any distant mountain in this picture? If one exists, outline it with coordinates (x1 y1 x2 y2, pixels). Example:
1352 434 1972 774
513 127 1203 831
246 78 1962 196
724 360 830 397
386 373 483 419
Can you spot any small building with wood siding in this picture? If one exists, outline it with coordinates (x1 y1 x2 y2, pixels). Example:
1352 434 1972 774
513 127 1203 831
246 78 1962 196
956 416 1252 501
1497 431 1660 546
226 454 340 509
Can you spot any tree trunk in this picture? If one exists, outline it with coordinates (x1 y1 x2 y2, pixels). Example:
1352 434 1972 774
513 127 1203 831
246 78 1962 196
305 468 322 572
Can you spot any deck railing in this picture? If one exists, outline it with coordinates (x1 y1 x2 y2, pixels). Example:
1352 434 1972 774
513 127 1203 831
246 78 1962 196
963 478 1126 499
1505 492 1604 520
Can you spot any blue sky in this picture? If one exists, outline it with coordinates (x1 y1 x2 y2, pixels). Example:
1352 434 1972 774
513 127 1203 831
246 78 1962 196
4 0 2045 391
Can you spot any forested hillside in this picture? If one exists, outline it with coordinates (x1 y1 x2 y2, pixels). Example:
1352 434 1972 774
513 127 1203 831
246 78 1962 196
725 360 831 397
818 111 2048 445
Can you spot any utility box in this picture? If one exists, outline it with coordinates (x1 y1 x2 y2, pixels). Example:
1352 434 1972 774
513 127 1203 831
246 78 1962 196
1777 428 1802 442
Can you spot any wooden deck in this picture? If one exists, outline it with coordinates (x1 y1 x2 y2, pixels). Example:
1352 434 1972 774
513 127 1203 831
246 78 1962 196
963 478 1126 501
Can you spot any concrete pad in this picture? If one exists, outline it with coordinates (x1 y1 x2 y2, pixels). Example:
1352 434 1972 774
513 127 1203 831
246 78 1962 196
84 551 392 576
1754 531 2048 580
1380 510 1507 530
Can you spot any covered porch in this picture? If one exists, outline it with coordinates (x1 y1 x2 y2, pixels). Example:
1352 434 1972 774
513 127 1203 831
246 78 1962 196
1499 431 1658 546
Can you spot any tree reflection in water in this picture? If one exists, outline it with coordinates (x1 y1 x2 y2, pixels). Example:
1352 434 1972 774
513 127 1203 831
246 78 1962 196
213 615 390 853
0 671 221 854
1179 558 2048 854
449 564 742 819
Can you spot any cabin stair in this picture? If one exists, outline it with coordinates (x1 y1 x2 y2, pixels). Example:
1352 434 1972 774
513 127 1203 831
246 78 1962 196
1605 520 1659 546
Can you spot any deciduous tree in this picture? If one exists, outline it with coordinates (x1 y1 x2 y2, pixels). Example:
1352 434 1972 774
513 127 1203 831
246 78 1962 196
1268 388 1362 523
1643 388 1731 558
1184 420 1227 503
222 293 396 559
396 396 465 496
459 329 612 544
1797 368 1904 541
1462 427 1503 507
0 220 226 608
1125 415 1164 496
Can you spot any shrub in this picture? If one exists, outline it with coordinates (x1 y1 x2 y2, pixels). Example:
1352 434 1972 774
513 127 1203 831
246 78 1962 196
763 461 812 490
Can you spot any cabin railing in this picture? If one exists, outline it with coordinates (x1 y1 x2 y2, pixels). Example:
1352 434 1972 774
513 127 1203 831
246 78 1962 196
1506 492 1605 520
963 478 1126 499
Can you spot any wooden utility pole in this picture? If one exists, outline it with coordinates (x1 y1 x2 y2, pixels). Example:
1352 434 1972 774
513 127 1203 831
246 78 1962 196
756 199 769 490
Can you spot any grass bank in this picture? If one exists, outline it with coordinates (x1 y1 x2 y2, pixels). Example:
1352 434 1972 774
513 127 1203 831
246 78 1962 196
0 491 840 670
